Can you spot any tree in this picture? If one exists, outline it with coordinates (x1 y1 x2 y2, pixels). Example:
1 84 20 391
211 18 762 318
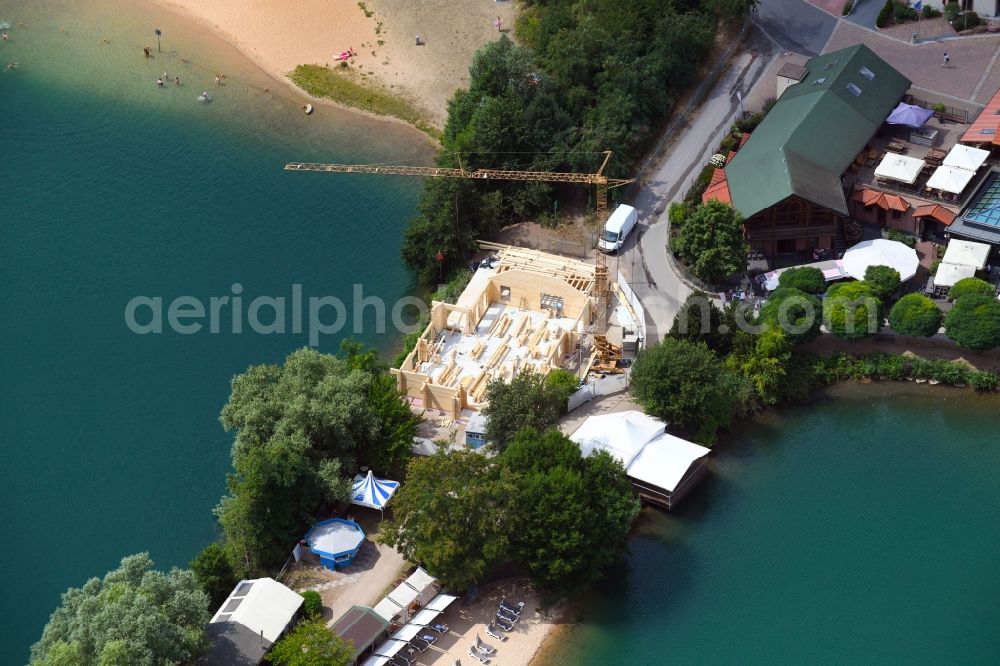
190 542 237 610
729 327 790 406
630 338 747 444
482 370 566 452
948 277 994 301
863 265 901 300
777 266 826 294
30 553 210 666
823 281 881 340
671 200 749 284
944 293 1000 349
709 0 761 21
544 368 581 412
888 293 942 337
268 619 353 666
300 591 323 619
669 292 736 353
317 458 354 504
380 451 513 589
502 428 639 597
758 287 822 344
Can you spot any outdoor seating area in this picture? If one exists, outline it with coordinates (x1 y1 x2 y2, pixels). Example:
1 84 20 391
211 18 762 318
922 239 995 299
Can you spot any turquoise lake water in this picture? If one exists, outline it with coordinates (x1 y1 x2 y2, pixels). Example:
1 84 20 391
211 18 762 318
0 0 432 659
545 384 1000 665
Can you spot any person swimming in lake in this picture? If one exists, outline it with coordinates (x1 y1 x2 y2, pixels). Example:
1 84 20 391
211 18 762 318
174 76 180 86
1 32 8 41
6 61 18 70
156 78 163 87
143 46 150 57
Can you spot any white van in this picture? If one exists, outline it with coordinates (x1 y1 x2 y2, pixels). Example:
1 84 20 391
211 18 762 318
598 204 638 253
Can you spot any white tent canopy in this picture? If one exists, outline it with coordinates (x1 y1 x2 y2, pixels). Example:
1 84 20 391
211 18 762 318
387 583 419 610
374 640 412 659
927 165 976 194
360 656 391 666
934 262 976 287
943 144 989 172
626 433 711 493
874 153 925 184
391 624 423 642
569 410 664 467
372 598 404 623
410 608 442 626
942 239 991 270
841 239 919 281
351 470 399 510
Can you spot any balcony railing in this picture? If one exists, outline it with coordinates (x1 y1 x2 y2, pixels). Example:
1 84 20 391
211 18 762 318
747 224 837 241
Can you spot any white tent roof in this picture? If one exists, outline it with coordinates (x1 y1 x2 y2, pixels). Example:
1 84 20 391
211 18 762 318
209 578 303 643
841 239 919 281
425 593 459 612
410 608 442 626
626 433 711 493
387 583 419 609
569 410 665 468
927 165 976 194
404 567 437 603
942 239 991 270
874 153 925 184
943 144 989 172
372 597 404 622
934 262 976 287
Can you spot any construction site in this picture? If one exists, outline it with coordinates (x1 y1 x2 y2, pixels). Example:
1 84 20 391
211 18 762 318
392 242 643 420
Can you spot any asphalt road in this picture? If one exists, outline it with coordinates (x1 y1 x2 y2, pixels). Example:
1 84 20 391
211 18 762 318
756 0 838 55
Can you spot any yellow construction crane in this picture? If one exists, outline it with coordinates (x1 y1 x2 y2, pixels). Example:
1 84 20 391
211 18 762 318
284 151 633 333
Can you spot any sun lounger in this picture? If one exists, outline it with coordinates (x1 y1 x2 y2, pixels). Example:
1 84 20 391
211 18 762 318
467 647 490 664
407 638 429 653
497 607 519 623
475 634 497 655
494 614 514 631
420 633 438 646
500 599 524 615
485 623 507 642
430 622 450 634
389 654 413 666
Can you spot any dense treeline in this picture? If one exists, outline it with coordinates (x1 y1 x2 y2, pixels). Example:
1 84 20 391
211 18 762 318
403 0 754 282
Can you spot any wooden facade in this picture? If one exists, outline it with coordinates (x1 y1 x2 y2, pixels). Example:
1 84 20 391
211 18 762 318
744 195 840 260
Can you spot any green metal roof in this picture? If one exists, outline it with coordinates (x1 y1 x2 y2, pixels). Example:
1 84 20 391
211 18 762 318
727 44 911 219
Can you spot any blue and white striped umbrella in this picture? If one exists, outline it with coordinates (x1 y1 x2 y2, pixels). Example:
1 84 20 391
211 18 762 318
350 470 399 509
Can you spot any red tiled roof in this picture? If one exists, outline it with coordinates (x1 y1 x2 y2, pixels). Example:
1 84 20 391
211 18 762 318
962 88 1000 144
702 168 732 205
739 132 751 148
851 187 908 212
912 203 956 226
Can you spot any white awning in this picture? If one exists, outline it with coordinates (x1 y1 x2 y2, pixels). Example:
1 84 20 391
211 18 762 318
392 624 423 642
841 239 920 281
569 410 665 468
626 433 711 493
874 153 925 184
387 584 419 610
374 639 412 658
425 593 459 612
934 262 976 287
360 656 391 666
410 608 442 626
372 598 403 622
943 144 989 172
942 239 991 270
927 165 975 194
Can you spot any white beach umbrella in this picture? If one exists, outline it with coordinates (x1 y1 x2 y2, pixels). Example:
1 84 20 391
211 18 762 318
841 239 919 282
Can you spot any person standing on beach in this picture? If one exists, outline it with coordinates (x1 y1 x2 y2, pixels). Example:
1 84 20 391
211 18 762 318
174 76 181 86
143 46 151 57
941 52 950 67
494 15 503 32
214 75 221 85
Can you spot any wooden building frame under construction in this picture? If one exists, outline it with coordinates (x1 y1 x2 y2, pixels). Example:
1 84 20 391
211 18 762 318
392 244 596 418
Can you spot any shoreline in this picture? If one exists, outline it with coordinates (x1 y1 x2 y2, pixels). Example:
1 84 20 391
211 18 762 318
145 0 440 145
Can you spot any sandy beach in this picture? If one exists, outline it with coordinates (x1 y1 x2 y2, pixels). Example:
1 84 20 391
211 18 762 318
148 0 520 128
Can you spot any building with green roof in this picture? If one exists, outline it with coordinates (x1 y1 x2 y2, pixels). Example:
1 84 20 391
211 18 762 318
725 44 910 260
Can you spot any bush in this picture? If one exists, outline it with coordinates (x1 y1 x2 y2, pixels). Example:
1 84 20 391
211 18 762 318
669 201 692 229
301 590 323 619
968 370 999 391
888 293 942 337
932 102 947 114
735 111 764 133
843 0 854 14
944 293 1000 349
954 11 981 28
545 368 581 412
945 1 960 20
863 264 901 300
824 282 882 340
685 163 717 206
921 4 942 17
948 277 994 301
876 0 893 27
886 228 916 247
759 287 822 344
929 358 968 384
778 266 826 294
892 1 918 21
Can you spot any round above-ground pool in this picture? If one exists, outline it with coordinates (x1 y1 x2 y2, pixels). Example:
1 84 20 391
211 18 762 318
305 518 366 569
